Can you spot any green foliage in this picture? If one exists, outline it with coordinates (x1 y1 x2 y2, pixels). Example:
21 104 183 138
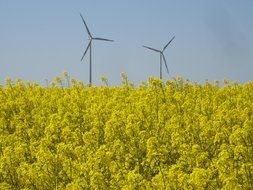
0 76 253 189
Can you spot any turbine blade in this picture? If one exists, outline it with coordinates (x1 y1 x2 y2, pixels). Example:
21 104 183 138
93 37 114 42
163 36 175 52
80 13 92 38
162 53 169 75
81 41 91 61
142 45 160 53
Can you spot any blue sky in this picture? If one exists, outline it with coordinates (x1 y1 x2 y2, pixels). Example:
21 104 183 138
0 0 252 85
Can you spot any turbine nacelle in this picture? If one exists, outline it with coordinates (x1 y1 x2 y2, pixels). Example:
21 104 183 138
86 37 114 43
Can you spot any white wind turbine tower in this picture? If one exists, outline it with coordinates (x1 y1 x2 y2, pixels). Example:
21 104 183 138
143 36 175 79
80 13 114 86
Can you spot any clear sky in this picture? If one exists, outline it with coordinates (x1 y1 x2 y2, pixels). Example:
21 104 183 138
0 0 252 86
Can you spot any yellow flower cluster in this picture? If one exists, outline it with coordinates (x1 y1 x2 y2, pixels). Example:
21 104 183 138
0 75 253 189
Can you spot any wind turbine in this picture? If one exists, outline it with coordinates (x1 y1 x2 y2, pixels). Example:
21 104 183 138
143 36 175 80
80 13 114 86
